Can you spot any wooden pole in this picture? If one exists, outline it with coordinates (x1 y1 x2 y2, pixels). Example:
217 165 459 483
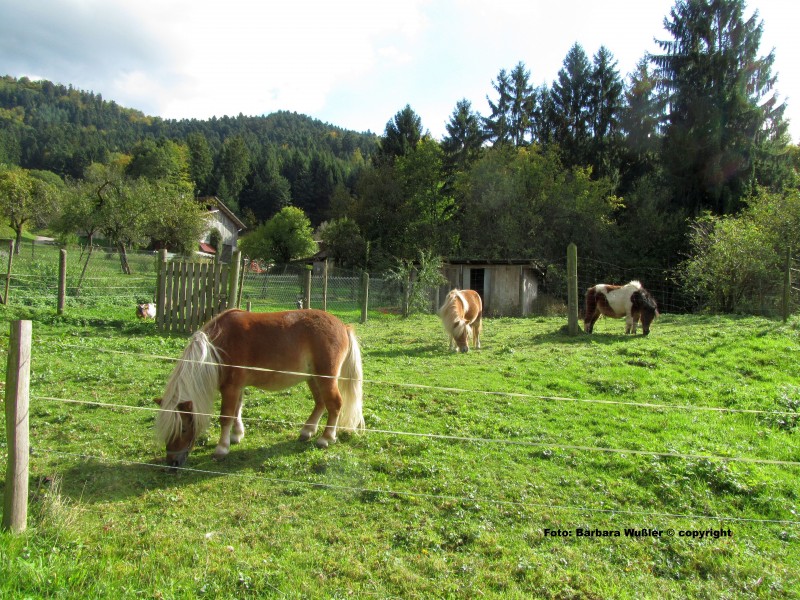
3 240 13 305
567 243 579 335
156 249 167 332
403 272 411 318
303 268 312 309
3 320 32 533
226 250 242 310
783 245 792 322
57 249 67 315
360 272 369 323
322 259 329 312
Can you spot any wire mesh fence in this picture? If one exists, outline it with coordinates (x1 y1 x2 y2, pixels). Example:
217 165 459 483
1 240 160 309
2 240 794 319
538 249 795 318
239 261 407 319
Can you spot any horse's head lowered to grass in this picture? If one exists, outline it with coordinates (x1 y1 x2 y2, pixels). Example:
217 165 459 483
154 309 364 469
438 289 483 352
584 280 659 335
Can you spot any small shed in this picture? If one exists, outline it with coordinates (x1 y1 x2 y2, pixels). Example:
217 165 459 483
441 259 545 317
199 196 246 262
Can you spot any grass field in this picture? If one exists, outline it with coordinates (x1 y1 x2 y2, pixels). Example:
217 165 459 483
1 303 799 599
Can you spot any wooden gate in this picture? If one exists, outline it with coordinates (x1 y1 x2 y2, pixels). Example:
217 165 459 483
155 250 242 334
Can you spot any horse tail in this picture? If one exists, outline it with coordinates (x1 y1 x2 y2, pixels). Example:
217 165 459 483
154 331 221 445
337 327 365 433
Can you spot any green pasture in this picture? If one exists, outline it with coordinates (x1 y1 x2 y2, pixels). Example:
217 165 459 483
0 303 799 599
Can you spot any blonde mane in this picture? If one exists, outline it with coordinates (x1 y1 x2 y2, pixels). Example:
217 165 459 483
438 289 471 340
154 330 221 445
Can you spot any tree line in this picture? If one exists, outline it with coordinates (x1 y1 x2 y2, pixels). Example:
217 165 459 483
2 0 799 312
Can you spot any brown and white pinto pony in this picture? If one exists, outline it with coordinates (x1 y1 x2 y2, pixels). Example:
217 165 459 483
154 308 364 468
438 289 483 352
136 302 156 320
584 280 659 335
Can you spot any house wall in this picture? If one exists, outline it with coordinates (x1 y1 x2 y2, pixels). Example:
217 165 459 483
204 210 239 262
441 264 540 317
486 265 519 316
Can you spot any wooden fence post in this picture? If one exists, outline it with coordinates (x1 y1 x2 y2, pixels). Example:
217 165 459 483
322 259 329 312
360 272 370 323
227 250 242 310
156 250 167 332
57 249 67 315
783 245 792 322
567 243 579 335
3 240 13 305
402 272 411 318
3 320 32 533
303 267 312 309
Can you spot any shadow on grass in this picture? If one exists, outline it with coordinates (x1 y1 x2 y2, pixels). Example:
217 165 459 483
527 324 644 346
48 435 337 504
365 343 445 359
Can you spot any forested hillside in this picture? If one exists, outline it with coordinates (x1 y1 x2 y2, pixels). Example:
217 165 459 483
0 75 377 224
2 0 800 315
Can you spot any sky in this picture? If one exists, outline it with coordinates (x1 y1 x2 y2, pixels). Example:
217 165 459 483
1 0 799 142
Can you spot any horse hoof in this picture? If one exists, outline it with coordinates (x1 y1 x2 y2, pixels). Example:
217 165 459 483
315 437 334 449
213 447 229 460
298 431 313 442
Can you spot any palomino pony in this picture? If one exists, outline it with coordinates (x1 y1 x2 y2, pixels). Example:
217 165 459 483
154 308 364 467
438 289 483 352
584 280 659 335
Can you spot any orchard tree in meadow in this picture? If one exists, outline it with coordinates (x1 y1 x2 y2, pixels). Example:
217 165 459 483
144 180 209 255
238 206 316 265
651 0 789 214
0 165 60 253
320 217 367 269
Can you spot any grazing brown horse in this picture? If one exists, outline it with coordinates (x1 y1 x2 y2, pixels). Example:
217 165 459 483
584 280 659 335
154 309 364 467
438 289 483 352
